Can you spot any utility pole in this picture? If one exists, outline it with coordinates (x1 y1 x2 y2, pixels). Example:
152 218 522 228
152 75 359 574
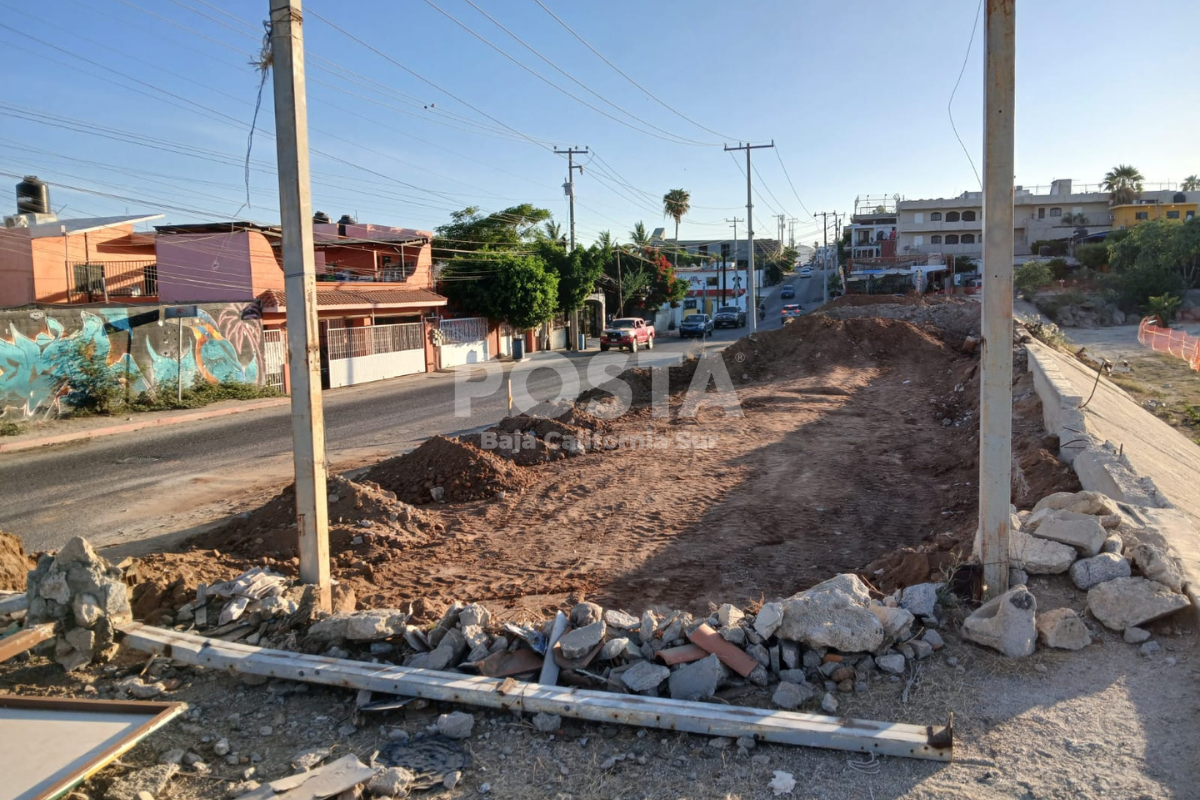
789 217 797 251
556 146 588 350
725 217 742 307
270 0 330 612
978 0 1015 601
724 141 774 332
819 211 829 305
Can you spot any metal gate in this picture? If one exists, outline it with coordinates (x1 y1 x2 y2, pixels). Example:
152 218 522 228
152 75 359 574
262 328 286 391
438 317 489 367
325 322 426 388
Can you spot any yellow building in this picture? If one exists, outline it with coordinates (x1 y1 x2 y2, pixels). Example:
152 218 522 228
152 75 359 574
1112 200 1197 229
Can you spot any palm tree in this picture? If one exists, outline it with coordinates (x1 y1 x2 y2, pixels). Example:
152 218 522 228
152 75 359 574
1103 164 1144 205
541 220 565 245
630 221 650 248
1182 175 1200 191
662 188 691 268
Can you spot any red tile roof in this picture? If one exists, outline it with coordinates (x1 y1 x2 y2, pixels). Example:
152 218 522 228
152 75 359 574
257 285 447 311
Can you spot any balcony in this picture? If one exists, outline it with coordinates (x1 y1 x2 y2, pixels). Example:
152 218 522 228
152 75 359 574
68 260 157 303
318 263 416 284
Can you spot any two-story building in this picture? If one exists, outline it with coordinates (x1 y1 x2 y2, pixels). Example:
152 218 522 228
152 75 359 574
1111 195 1197 229
846 197 899 262
896 179 1194 261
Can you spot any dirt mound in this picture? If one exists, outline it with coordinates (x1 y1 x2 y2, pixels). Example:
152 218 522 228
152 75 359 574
459 413 599 467
365 435 532 505
188 474 443 558
823 292 929 309
725 315 955 382
819 296 981 349
0 530 31 592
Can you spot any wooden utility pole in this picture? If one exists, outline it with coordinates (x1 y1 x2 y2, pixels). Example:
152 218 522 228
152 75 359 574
978 0 1016 600
270 0 331 612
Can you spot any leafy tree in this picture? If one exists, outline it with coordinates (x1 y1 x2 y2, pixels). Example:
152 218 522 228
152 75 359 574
662 188 691 268
1108 218 1189 306
1014 261 1053 295
1182 175 1200 191
433 204 552 260
533 239 605 314
954 255 978 274
440 252 557 331
1045 257 1071 281
1103 164 1144 206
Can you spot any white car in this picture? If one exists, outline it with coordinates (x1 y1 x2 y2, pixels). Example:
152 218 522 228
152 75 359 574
799 266 813 279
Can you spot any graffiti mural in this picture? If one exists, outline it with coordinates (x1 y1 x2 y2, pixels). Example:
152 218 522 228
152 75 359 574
0 303 263 419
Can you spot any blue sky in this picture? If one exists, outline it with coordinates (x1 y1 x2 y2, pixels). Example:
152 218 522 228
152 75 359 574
2 0 1197 250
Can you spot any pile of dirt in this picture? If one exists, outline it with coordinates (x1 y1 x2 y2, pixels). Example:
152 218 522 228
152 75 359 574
185 474 443 559
0 530 31 592
365 435 532 505
724 315 956 382
818 296 981 350
460 413 600 467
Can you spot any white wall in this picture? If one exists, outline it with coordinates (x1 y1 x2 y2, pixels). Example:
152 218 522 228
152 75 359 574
440 340 489 368
328 349 425 388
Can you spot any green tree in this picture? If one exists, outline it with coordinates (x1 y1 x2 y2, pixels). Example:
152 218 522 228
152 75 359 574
662 188 691 268
440 252 557 331
1014 261 1053 295
433 204 552 260
540 221 566 246
630 221 650 247
1182 175 1200 191
1145 294 1182 327
1108 218 1189 307
1103 164 1145 206
1075 242 1109 271
534 239 605 314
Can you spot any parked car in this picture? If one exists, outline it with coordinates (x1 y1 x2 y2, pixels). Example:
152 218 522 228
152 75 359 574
798 266 813 279
712 305 746 328
781 304 803 324
780 284 796 299
679 314 714 338
601 317 655 352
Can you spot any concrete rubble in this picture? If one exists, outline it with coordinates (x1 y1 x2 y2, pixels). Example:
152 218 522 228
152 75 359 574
1087 577 1191 631
1036 608 1091 650
961 586 1038 658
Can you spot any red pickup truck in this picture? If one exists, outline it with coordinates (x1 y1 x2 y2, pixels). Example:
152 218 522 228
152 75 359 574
600 317 655 352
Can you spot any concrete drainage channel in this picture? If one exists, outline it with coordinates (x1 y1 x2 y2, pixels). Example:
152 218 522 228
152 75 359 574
1025 335 1200 623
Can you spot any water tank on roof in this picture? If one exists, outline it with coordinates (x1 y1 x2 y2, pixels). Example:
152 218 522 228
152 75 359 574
313 211 331 224
17 176 50 214
337 214 356 225
1174 193 1187 204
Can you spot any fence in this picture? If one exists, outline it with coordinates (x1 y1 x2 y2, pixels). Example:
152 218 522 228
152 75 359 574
326 322 424 361
262 328 286 390
1138 317 1200 371
438 316 488 344
67 260 158 303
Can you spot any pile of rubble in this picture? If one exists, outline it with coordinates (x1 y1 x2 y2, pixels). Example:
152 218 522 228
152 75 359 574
960 490 1192 658
24 536 131 671
458 411 607 467
297 573 951 715
0 529 31 592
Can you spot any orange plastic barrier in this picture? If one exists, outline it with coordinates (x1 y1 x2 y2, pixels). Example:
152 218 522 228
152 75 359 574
1138 316 1200 371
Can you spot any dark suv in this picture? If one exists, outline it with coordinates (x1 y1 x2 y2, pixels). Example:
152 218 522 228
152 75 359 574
780 283 796 299
712 305 746 328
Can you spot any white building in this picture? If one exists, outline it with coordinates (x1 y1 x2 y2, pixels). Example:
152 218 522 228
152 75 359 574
896 179 1188 260
654 264 763 329
846 196 899 261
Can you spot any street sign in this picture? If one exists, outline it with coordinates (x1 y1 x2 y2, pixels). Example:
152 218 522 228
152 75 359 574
164 305 199 319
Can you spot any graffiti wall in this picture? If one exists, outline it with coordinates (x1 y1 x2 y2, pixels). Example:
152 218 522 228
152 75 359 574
0 302 264 419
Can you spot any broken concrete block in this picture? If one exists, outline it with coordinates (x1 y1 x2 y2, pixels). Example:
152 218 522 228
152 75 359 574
869 605 915 643
667 654 723 701
1101 534 1124 555
921 629 945 650
435 711 474 740
909 639 934 659
569 602 603 628
899 583 941 619
778 668 807 684
366 767 413 798
72 592 102 629
821 693 838 714
1087 577 1190 631
621 660 670 692
1123 626 1151 644
1069 553 1131 590
106 764 179 800
1127 543 1185 592
344 610 409 641
718 604 744 628
753 602 783 639
64 626 95 658
961 586 1037 658
1036 608 1091 650
1010 530 1076 574
640 611 657 643
780 641 799 670
1009 567 1029 586
39 570 70 604
777 575 884 653
558 620 605 660
532 712 561 733
604 609 639 630
875 654 905 674
458 603 491 629
746 642 769 667
719 626 746 646
1032 490 1119 518
1030 512 1107 557
599 637 636 661
771 679 813 710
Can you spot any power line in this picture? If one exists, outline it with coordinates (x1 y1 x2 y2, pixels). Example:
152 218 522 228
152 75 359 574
949 0 985 189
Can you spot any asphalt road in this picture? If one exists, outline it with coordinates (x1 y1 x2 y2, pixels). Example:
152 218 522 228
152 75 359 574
0 287 801 552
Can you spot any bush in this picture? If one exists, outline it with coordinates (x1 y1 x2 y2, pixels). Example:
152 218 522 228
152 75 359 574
53 341 127 415
0 420 21 437
130 379 280 412
1075 242 1109 271
1014 261 1053 295
1045 257 1071 280
1019 315 1069 350
1030 239 1069 257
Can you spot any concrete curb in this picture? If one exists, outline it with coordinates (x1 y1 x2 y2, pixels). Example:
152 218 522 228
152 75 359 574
1024 336 1200 625
0 397 289 455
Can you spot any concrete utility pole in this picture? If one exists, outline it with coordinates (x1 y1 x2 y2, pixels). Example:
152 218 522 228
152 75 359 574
724 141 774 332
725 217 742 307
978 0 1016 601
556 146 588 350
269 0 331 612
789 217 797 250
819 211 830 305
